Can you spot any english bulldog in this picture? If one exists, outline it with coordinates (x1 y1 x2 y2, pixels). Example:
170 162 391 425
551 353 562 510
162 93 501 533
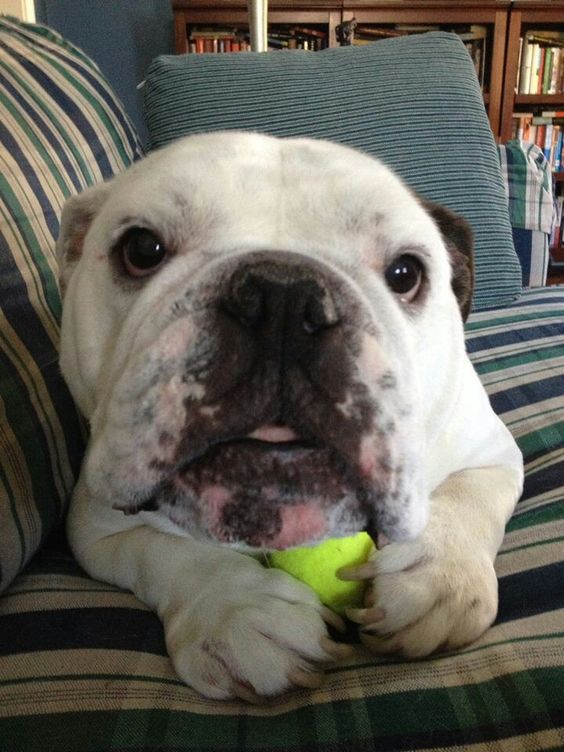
58 132 523 702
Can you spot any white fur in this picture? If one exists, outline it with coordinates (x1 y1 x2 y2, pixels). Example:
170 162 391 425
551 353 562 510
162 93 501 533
59 132 523 700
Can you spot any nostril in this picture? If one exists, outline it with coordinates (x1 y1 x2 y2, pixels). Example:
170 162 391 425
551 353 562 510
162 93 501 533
222 273 264 328
303 289 340 334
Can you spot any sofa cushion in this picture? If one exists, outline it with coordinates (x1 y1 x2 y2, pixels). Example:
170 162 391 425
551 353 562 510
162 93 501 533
0 17 143 593
1 287 562 750
144 32 522 311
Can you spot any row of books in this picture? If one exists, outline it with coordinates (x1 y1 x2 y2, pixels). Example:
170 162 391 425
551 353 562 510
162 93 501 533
343 24 488 88
517 33 564 95
188 26 327 53
512 112 564 173
189 34 250 53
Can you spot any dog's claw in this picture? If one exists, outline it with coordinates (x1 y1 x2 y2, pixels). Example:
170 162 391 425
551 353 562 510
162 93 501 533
376 533 390 550
232 681 268 705
337 561 376 582
345 605 386 628
320 636 354 660
364 584 376 607
288 668 325 690
321 606 346 633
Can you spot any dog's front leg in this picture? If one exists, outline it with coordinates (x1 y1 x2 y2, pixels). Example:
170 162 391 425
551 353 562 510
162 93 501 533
67 476 349 701
341 465 523 656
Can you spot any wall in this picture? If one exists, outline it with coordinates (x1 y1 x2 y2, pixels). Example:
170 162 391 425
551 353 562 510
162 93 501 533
34 0 174 145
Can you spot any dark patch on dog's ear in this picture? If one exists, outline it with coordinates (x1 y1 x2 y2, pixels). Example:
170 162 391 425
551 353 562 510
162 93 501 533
56 183 110 297
420 199 475 321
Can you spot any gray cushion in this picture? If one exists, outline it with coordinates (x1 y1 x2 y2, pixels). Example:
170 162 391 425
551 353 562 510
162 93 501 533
144 32 522 311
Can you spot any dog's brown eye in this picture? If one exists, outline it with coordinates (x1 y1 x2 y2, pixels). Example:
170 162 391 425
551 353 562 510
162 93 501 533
120 228 168 277
384 254 424 302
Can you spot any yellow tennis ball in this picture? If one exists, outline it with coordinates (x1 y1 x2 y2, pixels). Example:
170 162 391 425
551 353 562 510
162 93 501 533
268 532 374 615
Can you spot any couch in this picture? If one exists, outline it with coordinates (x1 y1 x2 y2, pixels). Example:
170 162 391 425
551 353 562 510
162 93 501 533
1 16 563 752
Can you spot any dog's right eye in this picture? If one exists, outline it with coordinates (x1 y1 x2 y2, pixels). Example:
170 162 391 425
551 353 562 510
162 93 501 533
119 228 168 277
384 254 424 303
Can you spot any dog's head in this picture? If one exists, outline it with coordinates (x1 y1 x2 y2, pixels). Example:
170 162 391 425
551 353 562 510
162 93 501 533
58 132 473 550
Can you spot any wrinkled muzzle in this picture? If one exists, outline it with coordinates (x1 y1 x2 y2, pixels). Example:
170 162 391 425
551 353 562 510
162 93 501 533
86 251 427 550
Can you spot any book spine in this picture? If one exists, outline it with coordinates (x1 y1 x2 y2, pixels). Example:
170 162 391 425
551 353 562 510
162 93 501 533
542 48 553 94
519 36 534 93
550 49 561 94
529 44 541 94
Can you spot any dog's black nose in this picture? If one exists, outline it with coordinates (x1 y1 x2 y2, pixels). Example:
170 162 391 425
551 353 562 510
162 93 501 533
222 259 340 341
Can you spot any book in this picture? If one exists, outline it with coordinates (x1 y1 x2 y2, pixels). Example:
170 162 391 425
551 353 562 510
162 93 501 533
518 35 534 93
550 49 561 94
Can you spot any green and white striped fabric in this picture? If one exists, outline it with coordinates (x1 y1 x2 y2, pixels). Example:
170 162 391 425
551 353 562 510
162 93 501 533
498 140 554 287
144 32 523 312
1 286 562 750
0 16 143 593
497 141 554 235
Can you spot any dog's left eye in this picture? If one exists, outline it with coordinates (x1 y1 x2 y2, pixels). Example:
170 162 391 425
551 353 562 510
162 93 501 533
384 254 424 302
119 228 168 277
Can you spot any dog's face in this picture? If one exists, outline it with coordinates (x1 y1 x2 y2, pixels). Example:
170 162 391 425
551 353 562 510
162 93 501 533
58 132 473 551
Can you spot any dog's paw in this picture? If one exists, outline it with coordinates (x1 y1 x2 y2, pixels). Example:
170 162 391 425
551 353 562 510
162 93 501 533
163 561 351 701
341 534 498 658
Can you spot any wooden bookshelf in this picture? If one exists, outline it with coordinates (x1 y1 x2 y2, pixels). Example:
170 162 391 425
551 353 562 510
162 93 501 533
500 0 564 143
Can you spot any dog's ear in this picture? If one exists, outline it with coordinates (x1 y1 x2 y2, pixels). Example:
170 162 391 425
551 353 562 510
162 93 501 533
56 183 110 297
420 199 475 321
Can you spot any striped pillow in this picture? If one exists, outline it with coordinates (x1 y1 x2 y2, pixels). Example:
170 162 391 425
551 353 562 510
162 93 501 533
0 17 143 592
144 32 522 311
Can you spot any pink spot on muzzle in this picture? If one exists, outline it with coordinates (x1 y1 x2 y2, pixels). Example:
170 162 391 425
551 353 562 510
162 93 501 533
201 484 233 521
268 503 328 550
199 483 327 550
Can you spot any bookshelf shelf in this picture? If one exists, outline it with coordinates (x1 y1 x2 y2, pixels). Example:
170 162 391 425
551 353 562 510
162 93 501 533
515 95 564 105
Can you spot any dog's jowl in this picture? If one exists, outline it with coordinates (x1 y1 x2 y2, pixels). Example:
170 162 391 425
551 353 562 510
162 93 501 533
58 132 523 701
